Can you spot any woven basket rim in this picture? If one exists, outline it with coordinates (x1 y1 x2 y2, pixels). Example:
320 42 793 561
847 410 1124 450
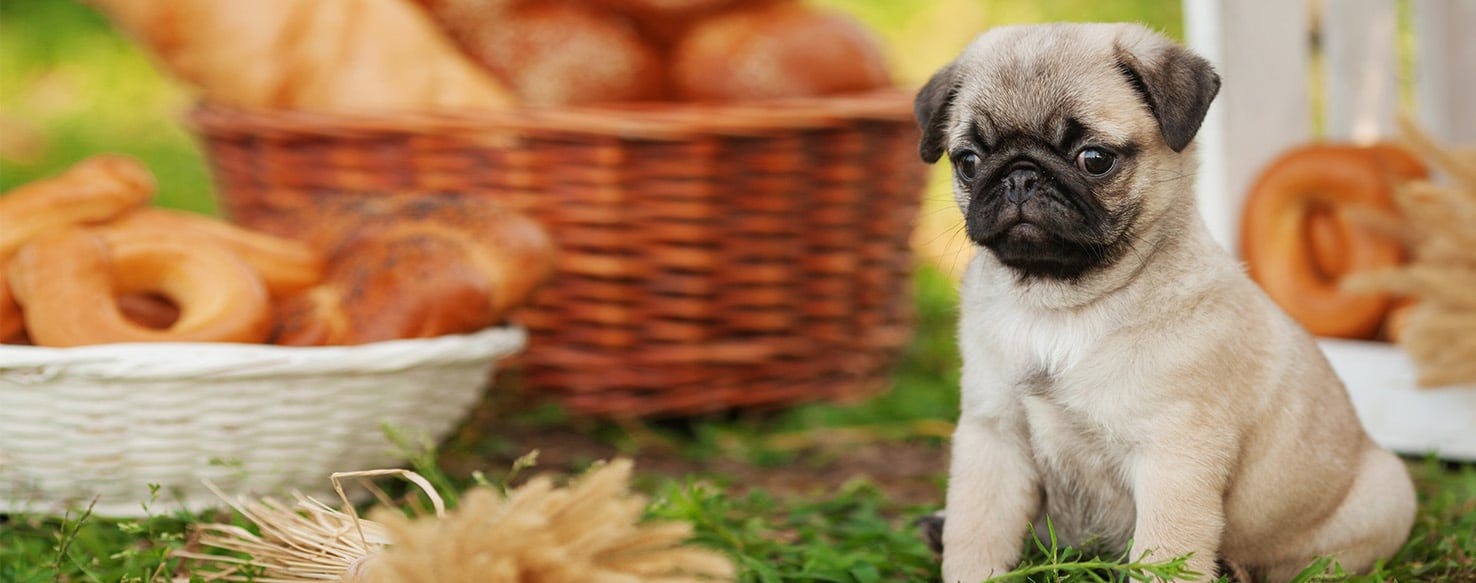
0 326 526 380
189 88 918 140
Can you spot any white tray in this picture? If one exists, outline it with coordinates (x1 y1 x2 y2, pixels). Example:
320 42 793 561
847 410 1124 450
1321 338 1476 461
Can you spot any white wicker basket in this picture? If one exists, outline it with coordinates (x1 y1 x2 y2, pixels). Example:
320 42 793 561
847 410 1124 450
0 326 525 517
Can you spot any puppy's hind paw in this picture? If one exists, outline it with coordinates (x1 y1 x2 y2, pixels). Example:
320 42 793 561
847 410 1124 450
914 511 945 555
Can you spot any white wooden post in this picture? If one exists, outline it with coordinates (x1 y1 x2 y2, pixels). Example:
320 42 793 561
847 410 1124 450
1185 0 1313 255
1322 0 1400 142
1413 0 1476 145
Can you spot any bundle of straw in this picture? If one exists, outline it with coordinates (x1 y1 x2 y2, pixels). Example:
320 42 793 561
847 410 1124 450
178 461 734 582
1346 118 1476 387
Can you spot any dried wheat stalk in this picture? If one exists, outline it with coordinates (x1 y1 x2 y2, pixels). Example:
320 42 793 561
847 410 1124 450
355 459 734 583
176 460 734 582
1346 117 1476 387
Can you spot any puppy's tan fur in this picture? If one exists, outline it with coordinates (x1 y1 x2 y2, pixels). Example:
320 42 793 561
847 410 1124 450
919 24 1415 582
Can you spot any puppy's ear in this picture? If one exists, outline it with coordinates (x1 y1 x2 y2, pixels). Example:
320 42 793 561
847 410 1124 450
1115 41 1220 152
915 61 960 163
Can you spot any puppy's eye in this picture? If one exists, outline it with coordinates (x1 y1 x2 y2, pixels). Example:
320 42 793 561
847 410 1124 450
1076 147 1116 176
953 151 982 182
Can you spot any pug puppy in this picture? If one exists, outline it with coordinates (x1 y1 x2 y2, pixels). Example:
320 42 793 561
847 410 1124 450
915 23 1416 582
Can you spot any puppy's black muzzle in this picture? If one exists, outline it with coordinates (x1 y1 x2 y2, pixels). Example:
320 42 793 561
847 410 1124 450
1001 163 1042 204
962 155 1122 280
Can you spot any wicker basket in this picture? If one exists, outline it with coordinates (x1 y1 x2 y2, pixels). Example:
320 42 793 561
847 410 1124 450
190 90 927 417
0 327 524 517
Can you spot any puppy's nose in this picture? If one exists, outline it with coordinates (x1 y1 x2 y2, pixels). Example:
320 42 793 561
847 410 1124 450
1003 164 1040 204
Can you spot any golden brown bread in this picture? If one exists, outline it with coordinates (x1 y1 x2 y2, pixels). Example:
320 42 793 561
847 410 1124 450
0 267 22 342
103 208 326 296
1241 144 1427 339
272 195 556 345
273 231 499 345
420 0 668 105
586 0 741 47
7 229 272 347
87 0 516 112
0 155 154 343
117 292 182 330
670 2 892 102
0 155 154 261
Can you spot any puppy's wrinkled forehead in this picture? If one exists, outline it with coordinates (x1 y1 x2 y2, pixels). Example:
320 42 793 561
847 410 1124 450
947 24 1159 148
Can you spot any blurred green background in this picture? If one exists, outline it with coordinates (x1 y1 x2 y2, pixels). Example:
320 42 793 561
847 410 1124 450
0 0 1181 215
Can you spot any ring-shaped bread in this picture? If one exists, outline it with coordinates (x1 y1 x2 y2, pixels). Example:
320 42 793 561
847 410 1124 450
0 155 154 260
7 229 271 346
1241 144 1426 339
102 208 325 296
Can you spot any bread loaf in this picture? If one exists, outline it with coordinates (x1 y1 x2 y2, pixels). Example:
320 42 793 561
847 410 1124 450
421 0 667 105
587 0 739 46
671 2 891 102
272 194 556 345
88 0 516 112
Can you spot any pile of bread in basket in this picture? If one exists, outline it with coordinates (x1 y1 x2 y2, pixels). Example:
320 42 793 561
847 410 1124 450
89 0 893 112
1 0 896 349
0 155 555 347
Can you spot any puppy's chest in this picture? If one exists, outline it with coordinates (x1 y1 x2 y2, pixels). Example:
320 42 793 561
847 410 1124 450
992 311 1144 549
1023 392 1139 550
966 291 1148 547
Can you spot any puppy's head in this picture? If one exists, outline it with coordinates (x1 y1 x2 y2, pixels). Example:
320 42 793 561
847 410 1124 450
915 24 1219 280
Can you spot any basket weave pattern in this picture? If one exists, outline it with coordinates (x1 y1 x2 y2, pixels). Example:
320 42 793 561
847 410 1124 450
0 328 524 516
192 91 927 417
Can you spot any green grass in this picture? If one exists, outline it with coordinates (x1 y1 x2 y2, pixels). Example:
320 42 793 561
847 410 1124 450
5 443 1473 582
2 1 1474 581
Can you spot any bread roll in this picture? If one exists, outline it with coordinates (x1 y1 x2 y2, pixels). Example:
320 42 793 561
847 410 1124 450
587 0 739 46
423 1 667 105
272 194 556 345
671 2 891 102
273 232 498 345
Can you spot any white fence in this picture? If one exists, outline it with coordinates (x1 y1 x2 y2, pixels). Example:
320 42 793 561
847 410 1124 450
1186 0 1476 253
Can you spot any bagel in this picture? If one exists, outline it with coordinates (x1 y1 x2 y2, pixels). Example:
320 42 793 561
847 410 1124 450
1241 144 1427 339
117 292 181 330
0 155 154 260
103 208 326 295
7 229 272 346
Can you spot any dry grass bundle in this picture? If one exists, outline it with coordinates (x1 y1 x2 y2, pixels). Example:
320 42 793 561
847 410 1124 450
174 470 426 581
359 459 734 582
1346 118 1476 387
177 461 734 582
